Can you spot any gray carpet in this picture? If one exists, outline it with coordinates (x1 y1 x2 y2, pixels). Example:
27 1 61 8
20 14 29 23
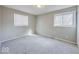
1 35 79 54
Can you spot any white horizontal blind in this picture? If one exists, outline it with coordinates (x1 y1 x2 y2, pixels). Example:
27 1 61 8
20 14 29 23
14 13 28 26
54 11 75 27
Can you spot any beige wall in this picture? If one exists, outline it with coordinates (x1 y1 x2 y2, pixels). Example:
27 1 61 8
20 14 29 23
0 6 36 42
36 6 77 44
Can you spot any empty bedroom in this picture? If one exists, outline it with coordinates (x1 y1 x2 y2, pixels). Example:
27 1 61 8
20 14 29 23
0 5 79 54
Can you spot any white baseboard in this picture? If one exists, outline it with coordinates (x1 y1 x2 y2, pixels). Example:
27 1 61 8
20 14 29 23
1 34 36 43
36 34 77 45
53 37 77 45
1 34 26 43
1 34 77 46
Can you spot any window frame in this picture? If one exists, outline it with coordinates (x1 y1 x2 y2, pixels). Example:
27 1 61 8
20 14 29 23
14 13 29 26
54 11 75 27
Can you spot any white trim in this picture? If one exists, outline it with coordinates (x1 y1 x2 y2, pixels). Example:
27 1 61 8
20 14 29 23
37 34 77 45
0 34 26 43
53 37 77 45
0 34 36 43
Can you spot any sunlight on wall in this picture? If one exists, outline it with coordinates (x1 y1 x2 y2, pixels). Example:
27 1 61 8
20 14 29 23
27 28 33 35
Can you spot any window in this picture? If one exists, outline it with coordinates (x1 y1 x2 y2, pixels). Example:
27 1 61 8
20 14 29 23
14 13 28 26
54 11 75 27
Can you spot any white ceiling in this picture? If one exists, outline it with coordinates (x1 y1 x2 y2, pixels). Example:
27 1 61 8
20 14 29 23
3 5 74 15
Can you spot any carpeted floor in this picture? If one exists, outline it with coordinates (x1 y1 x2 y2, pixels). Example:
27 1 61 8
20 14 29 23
1 35 79 54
